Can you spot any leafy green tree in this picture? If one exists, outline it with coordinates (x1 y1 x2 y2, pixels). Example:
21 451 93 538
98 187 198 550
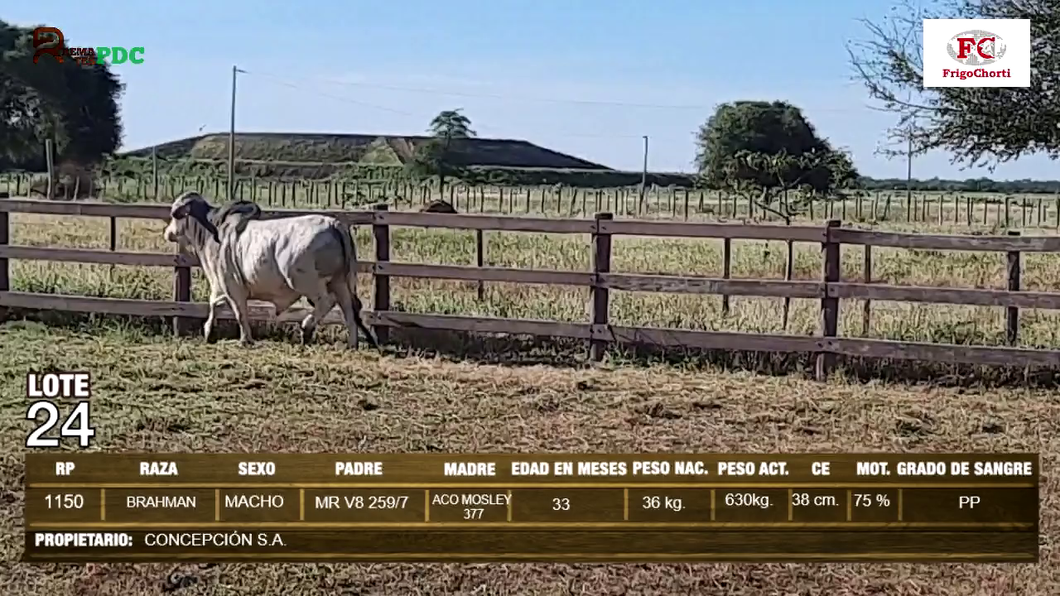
406 109 475 190
848 0 1060 166
695 100 857 195
428 108 475 139
695 101 858 222
0 19 123 170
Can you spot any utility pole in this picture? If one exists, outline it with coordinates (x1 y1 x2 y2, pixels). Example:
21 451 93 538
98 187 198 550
638 135 648 213
228 65 245 201
905 128 913 205
898 125 915 222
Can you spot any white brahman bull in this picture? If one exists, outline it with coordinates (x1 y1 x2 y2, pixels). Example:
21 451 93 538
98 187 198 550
162 192 377 348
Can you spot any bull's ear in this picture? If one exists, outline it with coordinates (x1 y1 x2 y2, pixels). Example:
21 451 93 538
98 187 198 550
171 192 204 219
189 201 220 242
171 199 192 219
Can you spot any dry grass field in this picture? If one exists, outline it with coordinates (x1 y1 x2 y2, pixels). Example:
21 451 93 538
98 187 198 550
0 324 1055 595
1 208 1058 594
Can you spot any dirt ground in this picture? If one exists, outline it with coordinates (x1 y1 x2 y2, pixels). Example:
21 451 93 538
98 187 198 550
0 322 1055 595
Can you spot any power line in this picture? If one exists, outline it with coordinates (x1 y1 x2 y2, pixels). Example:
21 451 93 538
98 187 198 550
250 73 420 116
242 70 873 147
244 70 869 113
243 72 697 141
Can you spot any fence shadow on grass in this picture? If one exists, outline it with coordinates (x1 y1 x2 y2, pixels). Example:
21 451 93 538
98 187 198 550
4 309 1058 390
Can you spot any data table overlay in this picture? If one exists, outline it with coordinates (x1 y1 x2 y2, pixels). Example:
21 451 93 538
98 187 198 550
23 453 1039 563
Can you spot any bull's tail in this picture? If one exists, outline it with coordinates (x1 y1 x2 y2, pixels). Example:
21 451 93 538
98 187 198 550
329 222 379 348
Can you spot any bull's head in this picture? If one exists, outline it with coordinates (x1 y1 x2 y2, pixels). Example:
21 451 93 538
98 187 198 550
164 193 262 246
164 192 216 245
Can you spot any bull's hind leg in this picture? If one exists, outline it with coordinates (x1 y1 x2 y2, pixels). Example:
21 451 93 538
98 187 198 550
352 295 378 349
226 287 254 346
299 281 336 345
329 276 376 349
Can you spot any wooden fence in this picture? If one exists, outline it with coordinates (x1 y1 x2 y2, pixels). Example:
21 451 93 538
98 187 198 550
2 197 1060 379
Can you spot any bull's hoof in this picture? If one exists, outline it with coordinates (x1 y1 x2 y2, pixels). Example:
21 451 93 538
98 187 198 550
238 338 254 347
301 327 315 345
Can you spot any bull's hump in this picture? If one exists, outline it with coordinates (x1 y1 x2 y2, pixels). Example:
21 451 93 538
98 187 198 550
272 214 338 226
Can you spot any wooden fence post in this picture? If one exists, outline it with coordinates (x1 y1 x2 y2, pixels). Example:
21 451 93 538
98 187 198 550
1006 230 1021 345
107 215 118 281
476 229 485 301
861 245 873 336
721 238 732 316
816 219 842 381
109 217 117 251
782 239 794 329
590 212 614 362
372 203 391 345
45 140 55 200
172 246 193 336
152 147 159 202
0 192 9 322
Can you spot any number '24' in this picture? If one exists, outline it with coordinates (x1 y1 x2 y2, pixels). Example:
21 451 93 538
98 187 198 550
25 401 95 448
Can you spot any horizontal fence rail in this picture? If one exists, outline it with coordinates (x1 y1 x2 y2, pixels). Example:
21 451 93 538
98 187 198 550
2 197 1060 377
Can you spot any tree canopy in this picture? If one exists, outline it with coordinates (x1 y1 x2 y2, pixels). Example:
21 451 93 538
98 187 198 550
848 0 1060 167
0 19 123 170
694 100 858 194
406 108 475 187
428 109 475 139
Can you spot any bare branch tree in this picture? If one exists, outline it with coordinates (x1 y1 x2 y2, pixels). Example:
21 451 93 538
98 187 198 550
848 0 1060 168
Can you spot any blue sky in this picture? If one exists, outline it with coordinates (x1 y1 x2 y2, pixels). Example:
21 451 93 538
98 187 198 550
10 1 1059 179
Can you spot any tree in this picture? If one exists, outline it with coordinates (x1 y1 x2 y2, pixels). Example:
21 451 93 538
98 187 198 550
406 109 475 190
694 100 858 221
848 0 1060 167
428 109 475 139
0 20 123 171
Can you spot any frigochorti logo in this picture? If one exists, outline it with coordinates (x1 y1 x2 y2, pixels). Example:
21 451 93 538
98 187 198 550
922 19 1029 88
941 28 1010 82
947 30 1007 66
